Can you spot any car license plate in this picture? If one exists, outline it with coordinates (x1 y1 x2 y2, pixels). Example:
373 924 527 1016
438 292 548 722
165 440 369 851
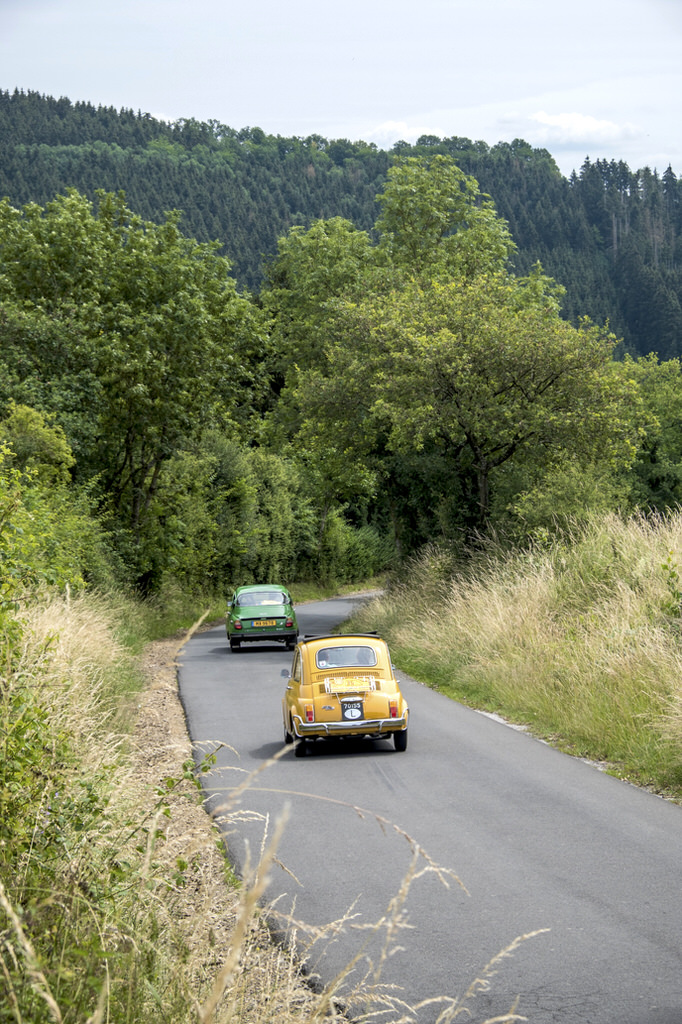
328 677 372 692
253 619 276 627
341 700 364 722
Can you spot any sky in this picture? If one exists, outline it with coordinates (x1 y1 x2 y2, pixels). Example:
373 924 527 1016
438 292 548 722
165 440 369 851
2 0 681 178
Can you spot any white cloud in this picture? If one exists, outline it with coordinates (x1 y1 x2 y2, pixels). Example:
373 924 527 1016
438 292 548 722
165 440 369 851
365 120 447 148
529 111 639 145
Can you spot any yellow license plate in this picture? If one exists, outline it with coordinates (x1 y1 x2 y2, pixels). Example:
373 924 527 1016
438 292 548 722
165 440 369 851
253 619 276 627
328 676 373 692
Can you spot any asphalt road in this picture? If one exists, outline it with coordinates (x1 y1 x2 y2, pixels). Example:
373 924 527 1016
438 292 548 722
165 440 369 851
177 597 682 1024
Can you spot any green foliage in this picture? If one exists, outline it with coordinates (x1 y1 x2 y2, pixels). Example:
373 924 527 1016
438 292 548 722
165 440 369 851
262 216 374 385
4 90 682 358
299 272 640 535
375 154 515 278
0 449 32 612
259 154 657 552
5 91 682 359
0 135 679 595
0 189 269 590
315 512 395 585
0 401 74 484
0 420 116 595
498 458 632 542
0 302 104 461
622 355 682 510
194 435 387 591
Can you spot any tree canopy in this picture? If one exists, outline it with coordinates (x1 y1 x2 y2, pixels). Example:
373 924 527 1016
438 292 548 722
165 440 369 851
263 156 644 543
319 276 639 526
0 189 266 587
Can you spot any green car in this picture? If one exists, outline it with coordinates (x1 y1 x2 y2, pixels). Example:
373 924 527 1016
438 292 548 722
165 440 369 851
226 584 299 652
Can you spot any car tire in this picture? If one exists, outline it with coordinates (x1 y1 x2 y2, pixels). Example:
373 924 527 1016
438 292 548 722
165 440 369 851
284 723 293 745
294 739 308 758
394 728 408 752
229 638 241 652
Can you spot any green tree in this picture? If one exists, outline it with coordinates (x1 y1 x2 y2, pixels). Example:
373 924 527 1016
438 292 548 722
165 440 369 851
0 189 267 588
494 456 633 542
0 301 106 493
261 216 373 381
0 441 113 596
374 154 516 278
623 355 682 510
0 401 74 485
267 156 640 546
303 273 641 531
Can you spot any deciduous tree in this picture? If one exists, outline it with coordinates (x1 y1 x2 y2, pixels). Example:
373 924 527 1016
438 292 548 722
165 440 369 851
304 273 641 530
0 189 266 587
375 154 516 278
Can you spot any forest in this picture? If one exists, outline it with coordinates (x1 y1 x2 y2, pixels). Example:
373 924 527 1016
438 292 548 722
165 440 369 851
1 87 682 359
2 89 682 600
0 167 658 593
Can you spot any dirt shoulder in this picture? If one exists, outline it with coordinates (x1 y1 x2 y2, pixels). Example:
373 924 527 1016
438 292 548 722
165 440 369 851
133 637 242 983
132 635 317 1020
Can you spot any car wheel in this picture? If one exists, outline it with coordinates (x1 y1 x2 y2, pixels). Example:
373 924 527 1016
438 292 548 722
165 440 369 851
229 638 241 652
283 722 293 745
394 728 408 752
294 739 307 758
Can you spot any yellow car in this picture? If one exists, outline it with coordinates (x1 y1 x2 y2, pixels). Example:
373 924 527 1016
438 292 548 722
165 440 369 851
281 634 409 756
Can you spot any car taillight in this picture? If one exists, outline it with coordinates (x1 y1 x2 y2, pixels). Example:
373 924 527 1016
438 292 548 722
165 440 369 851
305 704 314 722
234 621 242 630
285 617 294 627
389 700 398 718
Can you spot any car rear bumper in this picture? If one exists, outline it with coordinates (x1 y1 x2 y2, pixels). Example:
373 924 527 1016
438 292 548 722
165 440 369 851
229 631 298 642
291 714 408 738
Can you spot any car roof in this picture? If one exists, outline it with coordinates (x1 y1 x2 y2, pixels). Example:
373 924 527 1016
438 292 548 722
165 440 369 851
300 633 384 649
235 584 289 593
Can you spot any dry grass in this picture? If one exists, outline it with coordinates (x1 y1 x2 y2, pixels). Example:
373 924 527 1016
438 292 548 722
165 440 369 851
348 512 682 795
17 587 133 748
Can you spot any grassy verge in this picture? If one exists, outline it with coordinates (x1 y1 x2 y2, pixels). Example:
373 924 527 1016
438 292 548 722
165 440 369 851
345 513 682 800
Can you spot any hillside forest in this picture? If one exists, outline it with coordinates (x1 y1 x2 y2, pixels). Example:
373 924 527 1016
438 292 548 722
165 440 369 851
2 88 682 360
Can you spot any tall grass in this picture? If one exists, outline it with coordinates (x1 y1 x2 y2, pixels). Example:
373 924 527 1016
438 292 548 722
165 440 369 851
0 590 157 1023
347 511 682 796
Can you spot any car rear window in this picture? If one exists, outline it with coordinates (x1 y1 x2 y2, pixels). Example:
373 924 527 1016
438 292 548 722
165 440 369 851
238 591 286 606
315 646 377 669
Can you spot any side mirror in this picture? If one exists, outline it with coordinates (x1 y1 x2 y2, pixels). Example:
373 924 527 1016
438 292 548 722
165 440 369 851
281 668 290 678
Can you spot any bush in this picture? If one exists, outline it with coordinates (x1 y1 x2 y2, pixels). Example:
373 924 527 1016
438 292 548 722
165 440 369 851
305 511 394 586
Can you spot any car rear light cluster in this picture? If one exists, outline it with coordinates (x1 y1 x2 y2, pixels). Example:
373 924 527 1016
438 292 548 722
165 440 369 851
305 704 314 722
285 617 294 627
234 621 243 630
389 700 398 718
